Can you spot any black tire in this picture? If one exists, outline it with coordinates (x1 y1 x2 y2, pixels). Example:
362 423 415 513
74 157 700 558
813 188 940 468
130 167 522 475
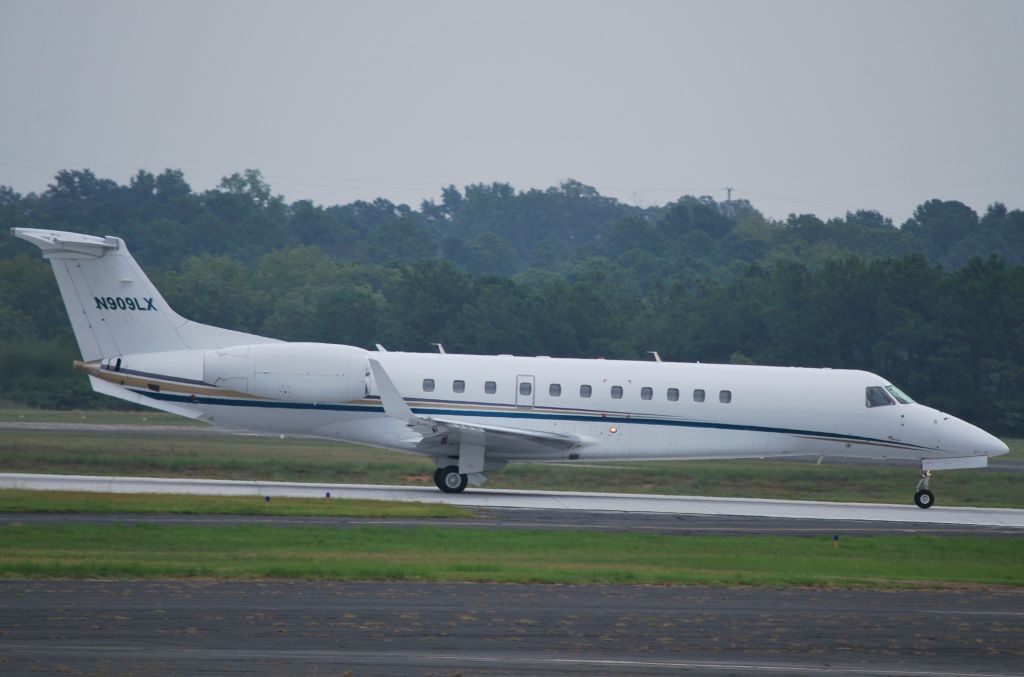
434 465 468 494
914 489 934 509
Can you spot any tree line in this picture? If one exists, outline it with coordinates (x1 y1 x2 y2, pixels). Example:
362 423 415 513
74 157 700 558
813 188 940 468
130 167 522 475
1 169 1022 434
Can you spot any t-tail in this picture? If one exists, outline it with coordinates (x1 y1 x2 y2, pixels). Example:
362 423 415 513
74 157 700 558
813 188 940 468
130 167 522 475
11 228 280 416
13 228 275 357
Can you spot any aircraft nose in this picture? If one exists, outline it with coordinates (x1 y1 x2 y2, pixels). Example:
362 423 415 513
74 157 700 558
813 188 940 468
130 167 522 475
983 434 1010 457
965 421 1008 457
936 413 1009 457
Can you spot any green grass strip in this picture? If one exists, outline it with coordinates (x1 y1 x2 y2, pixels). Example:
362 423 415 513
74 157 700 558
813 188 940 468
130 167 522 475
0 490 472 519
0 523 1020 588
0 407 199 425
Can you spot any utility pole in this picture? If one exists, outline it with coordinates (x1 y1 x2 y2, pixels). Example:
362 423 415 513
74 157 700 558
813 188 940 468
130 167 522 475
722 187 736 218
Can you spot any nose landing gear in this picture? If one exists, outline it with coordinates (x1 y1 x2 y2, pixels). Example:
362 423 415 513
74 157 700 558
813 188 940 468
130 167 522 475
914 470 934 509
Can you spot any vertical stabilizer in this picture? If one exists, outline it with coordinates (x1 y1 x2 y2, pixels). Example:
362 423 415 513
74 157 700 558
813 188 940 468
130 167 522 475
12 228 276 360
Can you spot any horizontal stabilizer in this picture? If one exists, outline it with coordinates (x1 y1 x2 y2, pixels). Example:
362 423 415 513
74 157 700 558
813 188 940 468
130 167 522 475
12 228 119 259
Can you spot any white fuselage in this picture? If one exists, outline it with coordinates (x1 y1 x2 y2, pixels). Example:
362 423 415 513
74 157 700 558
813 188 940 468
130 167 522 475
87 344 1007 468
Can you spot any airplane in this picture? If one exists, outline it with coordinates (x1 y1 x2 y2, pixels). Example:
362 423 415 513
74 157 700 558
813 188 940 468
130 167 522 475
11 227 1009 508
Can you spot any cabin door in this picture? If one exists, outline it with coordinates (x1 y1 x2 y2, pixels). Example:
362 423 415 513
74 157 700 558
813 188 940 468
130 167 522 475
515 375 535 407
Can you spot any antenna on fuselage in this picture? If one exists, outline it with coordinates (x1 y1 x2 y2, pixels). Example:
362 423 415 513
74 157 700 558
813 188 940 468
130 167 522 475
375 344 388 352
647 351 662 363
431 343 447 355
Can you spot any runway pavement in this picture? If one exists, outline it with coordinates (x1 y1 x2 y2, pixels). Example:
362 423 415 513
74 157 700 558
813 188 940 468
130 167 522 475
3 472 1024 529
1 579 1021 676
2 507 1022 538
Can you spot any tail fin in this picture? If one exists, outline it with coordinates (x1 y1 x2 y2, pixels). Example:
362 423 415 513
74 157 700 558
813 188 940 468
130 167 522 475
12 228 277 360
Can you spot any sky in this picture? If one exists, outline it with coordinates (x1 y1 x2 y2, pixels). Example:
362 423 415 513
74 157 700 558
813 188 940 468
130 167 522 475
1 0 1021 223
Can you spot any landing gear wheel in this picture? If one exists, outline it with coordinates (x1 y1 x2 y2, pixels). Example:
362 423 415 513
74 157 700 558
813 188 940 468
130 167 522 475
914 469 934 509
914 489 934 509
434 465 468 494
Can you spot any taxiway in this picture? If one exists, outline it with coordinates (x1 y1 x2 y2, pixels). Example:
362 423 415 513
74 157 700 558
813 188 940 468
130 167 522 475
1 580 1021 676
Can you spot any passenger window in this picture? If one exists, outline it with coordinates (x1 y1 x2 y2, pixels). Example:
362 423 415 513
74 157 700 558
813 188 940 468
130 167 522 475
641 387 653 400
549 383 561 397
667 388 679 401
693 389 705 402
719 390 732 403
580 384 592 398
484 381 496 394
519 381 532 396
423 379 435 392
453 380 465 393
865 386 895 407
611 385 623 399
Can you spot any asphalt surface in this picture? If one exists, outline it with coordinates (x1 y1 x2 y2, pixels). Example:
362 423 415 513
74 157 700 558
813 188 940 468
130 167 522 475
8 472 1023 528
3 420 1022 471
2 507 1022 537
1 579 1021 676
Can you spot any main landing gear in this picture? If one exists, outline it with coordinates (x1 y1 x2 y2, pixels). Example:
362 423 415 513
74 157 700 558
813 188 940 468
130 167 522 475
914 470 934 509
434 465 468 494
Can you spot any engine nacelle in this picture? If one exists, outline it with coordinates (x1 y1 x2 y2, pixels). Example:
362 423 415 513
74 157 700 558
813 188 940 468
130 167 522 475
203 343 368 403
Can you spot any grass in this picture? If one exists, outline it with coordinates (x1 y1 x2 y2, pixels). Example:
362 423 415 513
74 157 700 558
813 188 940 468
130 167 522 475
0 523 1020 588
0 489 472 519
1002 437 1024 460
0 406 200 426
1 428 1021 508
496 459 1024 507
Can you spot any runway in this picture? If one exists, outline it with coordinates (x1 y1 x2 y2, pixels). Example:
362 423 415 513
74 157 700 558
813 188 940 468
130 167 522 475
3 507 1023 538
1 580 1021 676
3 472 1024 529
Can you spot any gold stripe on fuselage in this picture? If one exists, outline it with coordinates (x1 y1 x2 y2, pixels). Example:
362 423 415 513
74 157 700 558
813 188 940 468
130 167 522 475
74 360 259 401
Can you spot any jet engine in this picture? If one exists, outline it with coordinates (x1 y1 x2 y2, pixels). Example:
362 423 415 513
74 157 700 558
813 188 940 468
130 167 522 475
203 342 368 403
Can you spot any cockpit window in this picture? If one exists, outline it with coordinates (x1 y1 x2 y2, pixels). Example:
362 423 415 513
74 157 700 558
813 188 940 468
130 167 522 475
865 386 895 408
885 385 915 404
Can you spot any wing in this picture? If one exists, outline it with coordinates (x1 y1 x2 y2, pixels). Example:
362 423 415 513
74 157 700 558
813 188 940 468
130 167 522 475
368 359 585 473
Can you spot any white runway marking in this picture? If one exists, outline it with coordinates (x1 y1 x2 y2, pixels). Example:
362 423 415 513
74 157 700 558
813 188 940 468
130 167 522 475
2 472 1022 528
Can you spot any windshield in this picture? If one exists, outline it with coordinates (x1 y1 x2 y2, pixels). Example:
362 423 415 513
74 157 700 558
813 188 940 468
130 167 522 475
885 385 915 404
865 386 895 407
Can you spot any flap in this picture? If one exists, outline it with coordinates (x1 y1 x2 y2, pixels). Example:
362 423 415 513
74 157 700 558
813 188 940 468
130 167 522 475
430 416 582 449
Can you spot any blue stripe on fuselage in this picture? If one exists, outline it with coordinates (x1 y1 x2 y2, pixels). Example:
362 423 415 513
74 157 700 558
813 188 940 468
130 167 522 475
133 388 928 451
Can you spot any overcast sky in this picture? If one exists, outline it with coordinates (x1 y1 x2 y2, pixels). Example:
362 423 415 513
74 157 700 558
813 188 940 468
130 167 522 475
1 0 1021 223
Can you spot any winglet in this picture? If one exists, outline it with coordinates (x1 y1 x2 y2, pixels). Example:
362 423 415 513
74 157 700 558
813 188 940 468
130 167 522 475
368 359 417 423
